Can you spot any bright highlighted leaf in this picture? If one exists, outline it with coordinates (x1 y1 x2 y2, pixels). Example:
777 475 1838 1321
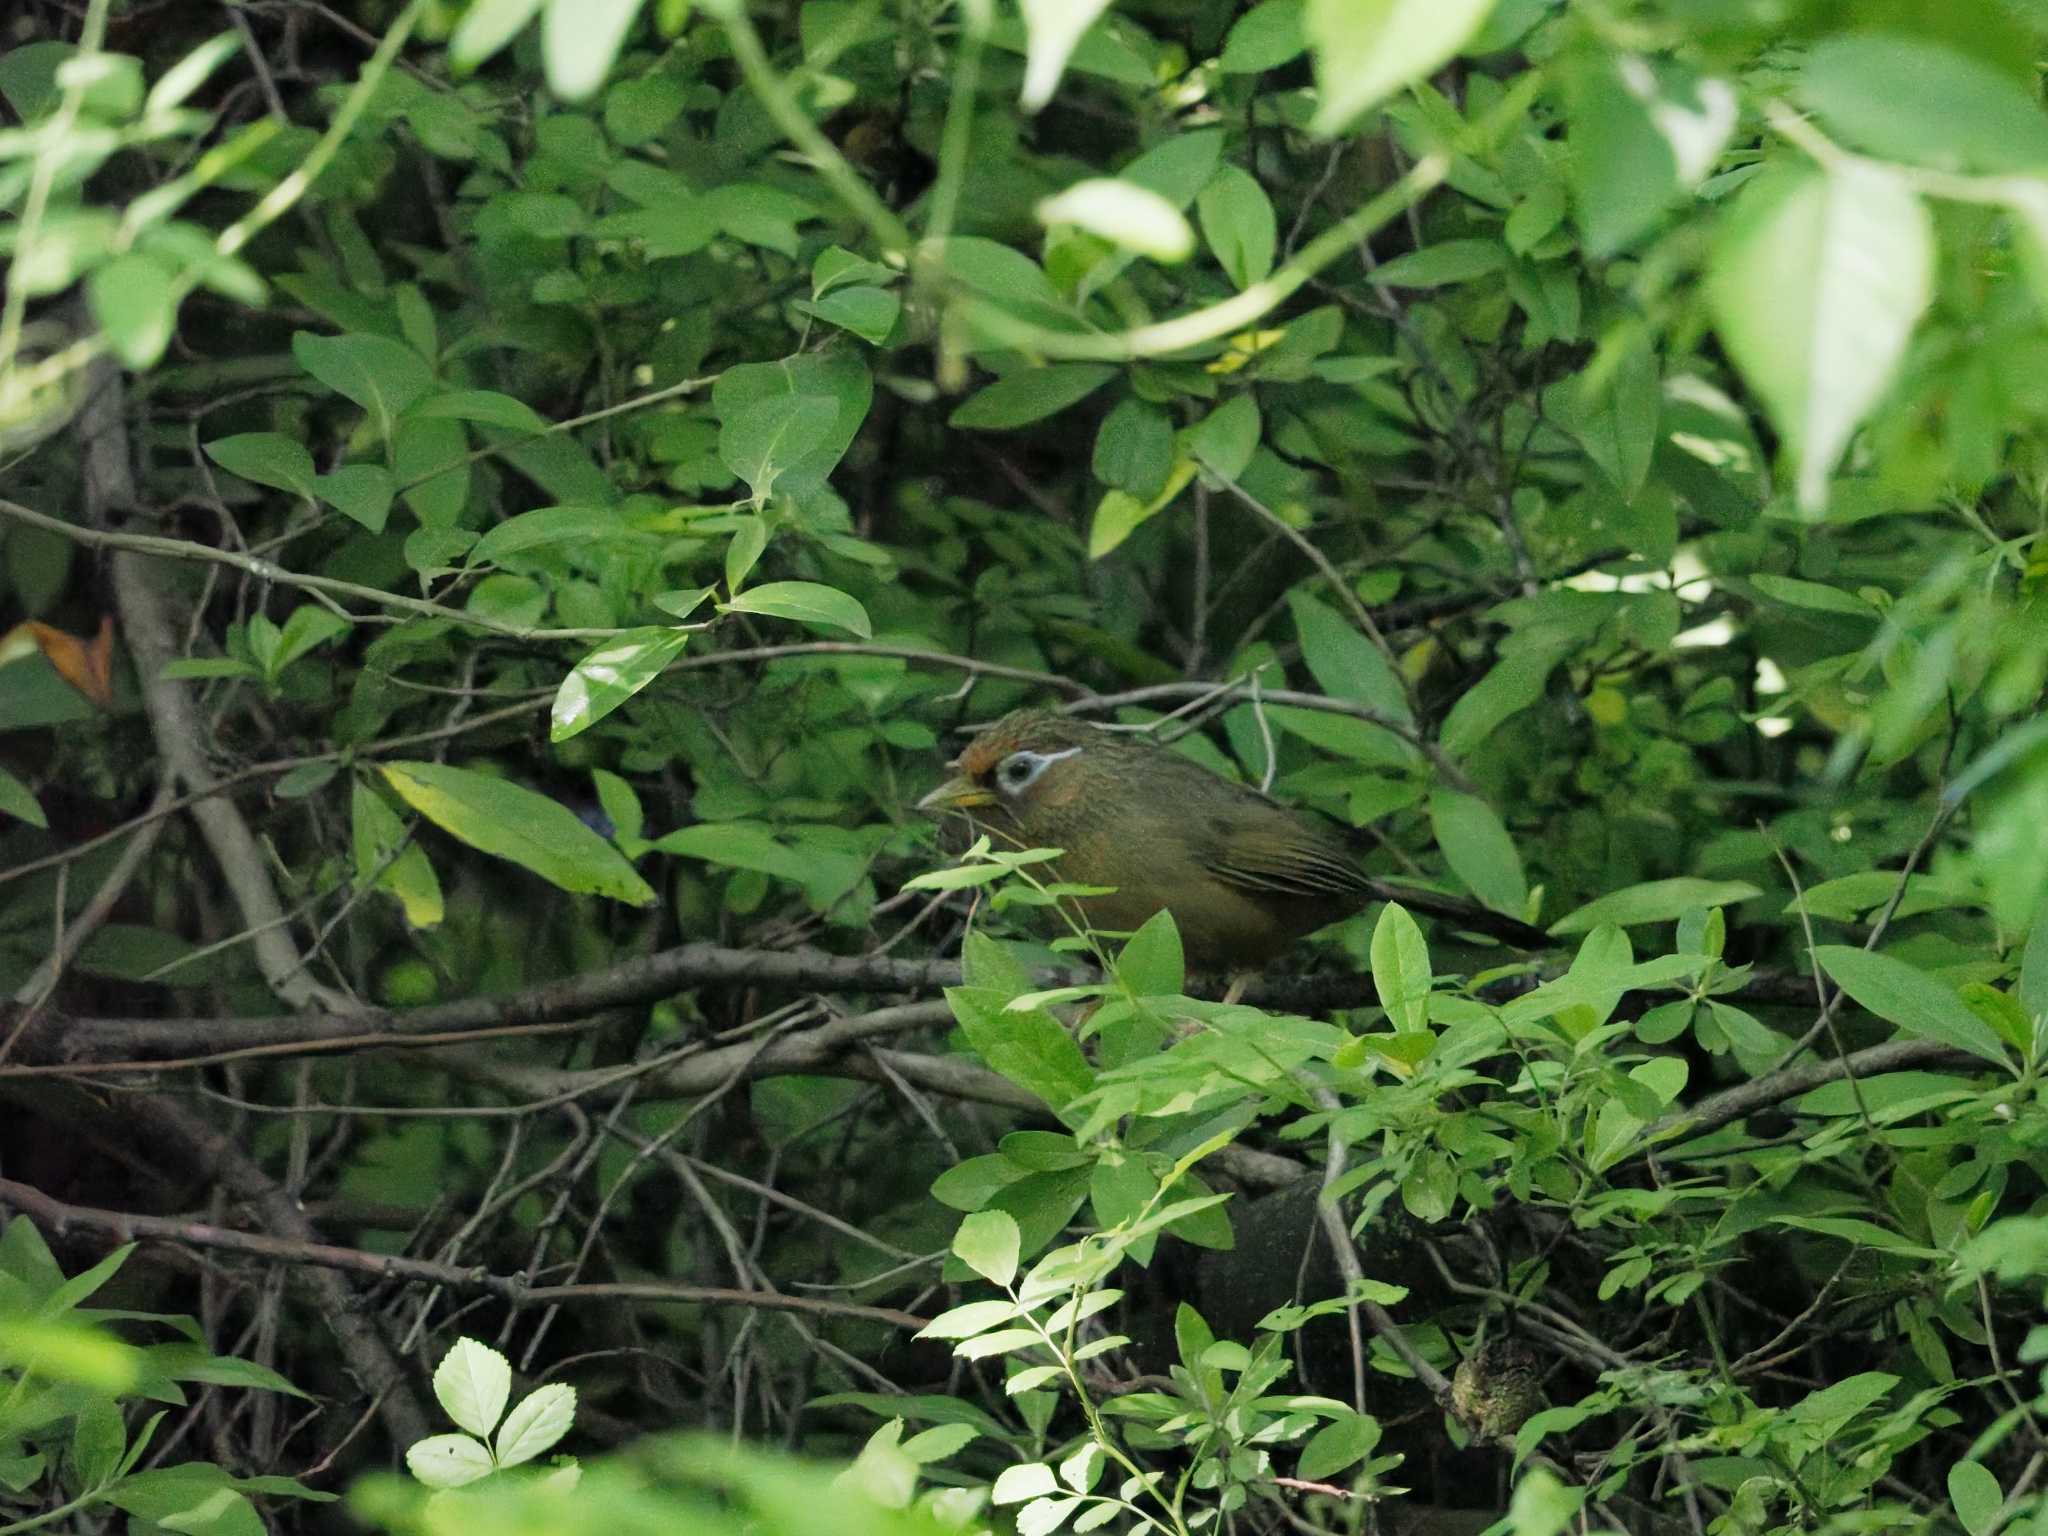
954 1210 1022 1287
380 761 656 906
90 253 180 368
542 0 646 100
1305 0 1496 137
1037 179 1195 262
551 627 691 741
1706 161 1933 512
434 1338 510 1439
1017 0 1114 110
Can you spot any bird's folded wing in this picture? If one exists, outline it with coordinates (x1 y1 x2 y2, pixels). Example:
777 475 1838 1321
1203 823 1372 900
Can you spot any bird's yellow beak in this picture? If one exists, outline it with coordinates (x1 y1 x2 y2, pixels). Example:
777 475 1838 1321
917 773 996 812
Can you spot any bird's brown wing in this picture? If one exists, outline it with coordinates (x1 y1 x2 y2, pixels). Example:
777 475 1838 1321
1198 803 1373 901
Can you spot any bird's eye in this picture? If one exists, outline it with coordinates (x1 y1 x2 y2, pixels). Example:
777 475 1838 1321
997 752 1044 791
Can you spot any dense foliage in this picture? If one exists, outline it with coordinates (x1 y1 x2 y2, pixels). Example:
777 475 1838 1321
3 0 2048 1532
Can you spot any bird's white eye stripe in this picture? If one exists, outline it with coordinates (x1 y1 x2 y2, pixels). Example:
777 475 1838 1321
995 745 1081 792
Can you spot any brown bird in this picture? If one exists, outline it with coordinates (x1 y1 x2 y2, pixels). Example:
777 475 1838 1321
916 708 1547 971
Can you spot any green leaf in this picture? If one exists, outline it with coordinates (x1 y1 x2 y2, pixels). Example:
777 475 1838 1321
292 331 435 439
1566 50 1734 257
1287 590 1410 724
1305 0 1495 135
1298 1410 1381 1480
266 606 351 680
89 253 180 369
953 1210 1022 1287
450 0 544 70
1429 789 1527 917
541 0 646 100
203 434 315 497
720 394 838 501
1549 879 1760 935
801 285 902 345
1949 1461 2003 1536
494 1383 576 1467
2021 916 2048 1028
719 580 872 637
1369 239 1504 288
312 465 394 532
725 515 768 593
947 985 1094 1113
711 353 872 500
1116 910 1184 996
1197 166 1277 289
411 389 549 434
470 507 633 565
1220 0 1305 73
950 364 1118 430
350 782 443 930
0 766 47 829
406 1433 496 1490
1813 945 2010 1068
1800 35 2048 177
1093 397 1174 499
1186 393 1261 481
434 1338 511 1438
1750 573 1879 618
551 627 691 741
1439 644 1562 758
1371 903 1430 1032
379 761 657 906
1706 162 1933 511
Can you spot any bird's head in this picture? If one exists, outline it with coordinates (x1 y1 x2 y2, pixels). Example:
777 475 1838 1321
915 709 1102 842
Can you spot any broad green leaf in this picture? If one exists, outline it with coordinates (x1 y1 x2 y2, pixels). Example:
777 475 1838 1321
89 253 180 368
350 782 443 929
1439 644 1562 758
1038 180 1194 262
1369 239 1504 288
551 627 691 741
1749 574 1878 618
1566 50 1735 256
1087 458 1196 558
411 389 549 434
1705 161 1933 511
1305 0 1496 136
1371 903 1430 1032
1949 1461 2003 1536
266 606 351 680
1197 166 1277 289
1093 397 1174 499
542 0 646 101
711 353 873 500
1800 35 2048 176
203 434 315 497
2022 916 2048 1027
470 506 632 564
1298 1411 1380 1480
1814 945 2010 1067
947 985 1094 1113
292 331 435 439
1549 879 1760 936
954 1210 1022 1287
720 394 838 501
1116 910 1184 996
379 761 657 906
1186 394 1261 481
802 285 901 345
725 515 768 593
434 1338 510 1439
312 465 394 532
1287 590 1410 724
719 580 872 637
0 766 47 829
1429 789 1527 917
950 364 1118 430
1220 0 1305 73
